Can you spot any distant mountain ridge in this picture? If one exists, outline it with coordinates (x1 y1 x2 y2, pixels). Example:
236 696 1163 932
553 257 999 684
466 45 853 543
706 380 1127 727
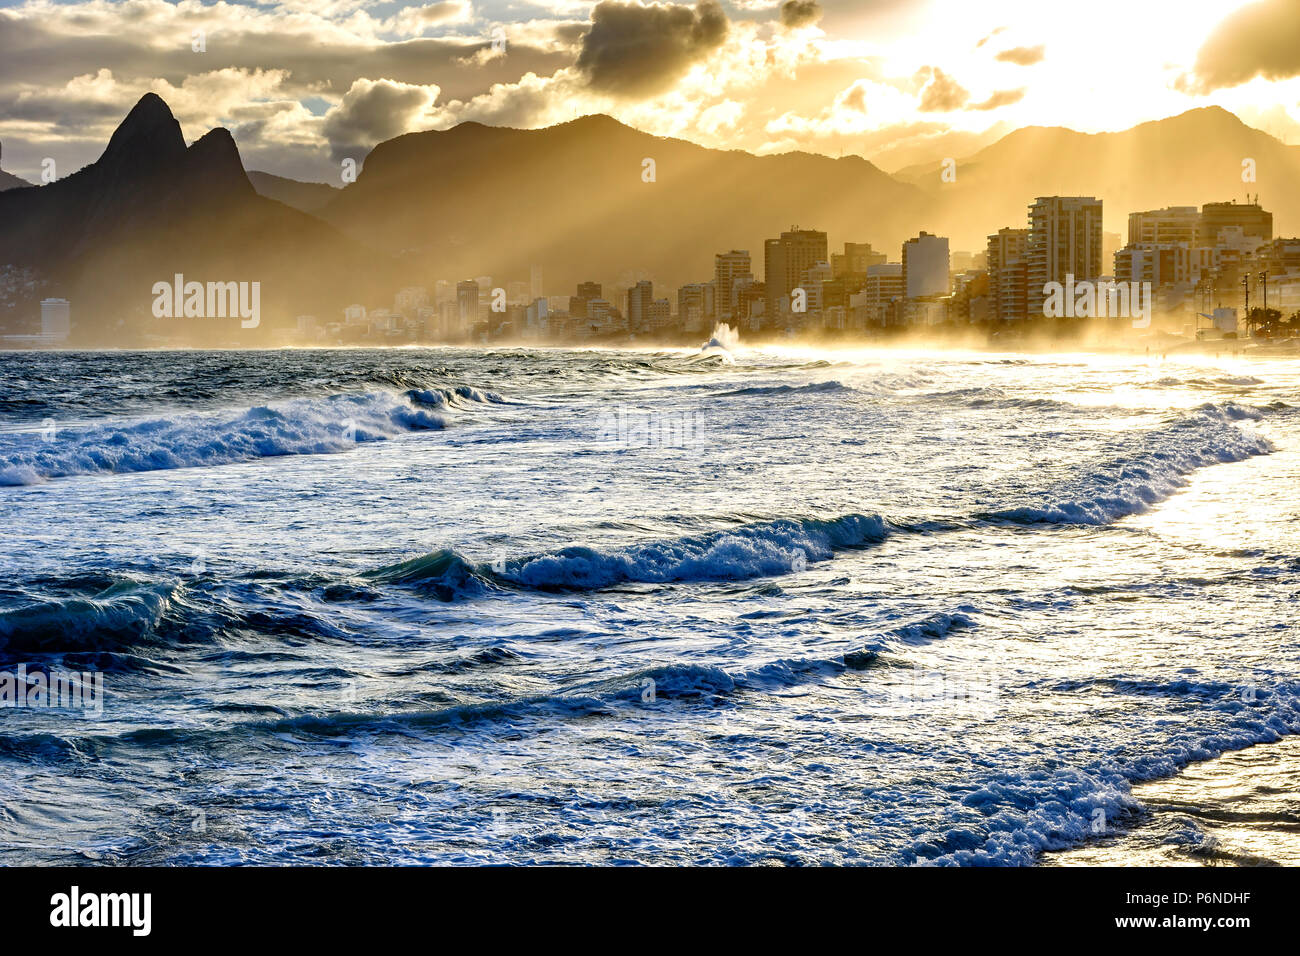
2 96 1296 342
315 113 932 297
0 168 31 191
248 170 339 213
314 105 1297 285
898 107 1300 246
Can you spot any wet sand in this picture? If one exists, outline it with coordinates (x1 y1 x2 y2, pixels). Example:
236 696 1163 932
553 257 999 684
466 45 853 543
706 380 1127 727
1044 736 1300 866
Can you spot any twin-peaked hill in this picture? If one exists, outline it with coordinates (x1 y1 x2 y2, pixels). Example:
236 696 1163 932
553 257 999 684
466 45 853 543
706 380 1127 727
0 94 400 343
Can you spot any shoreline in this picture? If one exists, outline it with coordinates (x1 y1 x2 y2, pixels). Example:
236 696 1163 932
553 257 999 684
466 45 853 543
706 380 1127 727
1043 736 1300 867
2 336 1299 358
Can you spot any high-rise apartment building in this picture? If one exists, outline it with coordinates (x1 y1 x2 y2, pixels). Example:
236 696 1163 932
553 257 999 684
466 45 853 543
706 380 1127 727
1027 197 1103 318
764 228 828 320
1128 207 1199 246
987 227 1030 322
1197 201 1273 248
831 242 887 278
570 281 602 319
626 280 654 333
714 250 752 320
456 280 480 330
851 263 904 328
902 232 950 299
1113 244 1193 287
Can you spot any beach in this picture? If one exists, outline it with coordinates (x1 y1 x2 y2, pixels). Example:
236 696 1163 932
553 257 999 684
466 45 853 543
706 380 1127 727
1045 735 1300 866
0 344 1297 865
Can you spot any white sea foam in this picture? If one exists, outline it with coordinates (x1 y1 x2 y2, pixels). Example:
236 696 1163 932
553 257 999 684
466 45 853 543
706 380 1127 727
498 513 888 590
990 403 1273 525
0 391 446 485
700 322 740 363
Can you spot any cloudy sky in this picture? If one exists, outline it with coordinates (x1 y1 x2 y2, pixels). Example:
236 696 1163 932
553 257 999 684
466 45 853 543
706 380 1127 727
1 0 1299 182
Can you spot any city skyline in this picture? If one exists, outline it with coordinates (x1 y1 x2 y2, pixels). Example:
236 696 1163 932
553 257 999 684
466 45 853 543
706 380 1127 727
6 152 1297 348
286 192 1294 348
5 78 1300 350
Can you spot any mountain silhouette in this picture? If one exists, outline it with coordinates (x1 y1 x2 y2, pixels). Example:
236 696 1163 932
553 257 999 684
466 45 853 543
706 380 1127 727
2 96 1296 343
248 170 340 213
0 94 399 344
899 107 1300 246
317 113 932 297
0 168 30 192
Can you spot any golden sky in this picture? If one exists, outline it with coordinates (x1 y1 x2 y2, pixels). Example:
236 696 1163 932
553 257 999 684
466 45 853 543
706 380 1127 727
0 0 1297 181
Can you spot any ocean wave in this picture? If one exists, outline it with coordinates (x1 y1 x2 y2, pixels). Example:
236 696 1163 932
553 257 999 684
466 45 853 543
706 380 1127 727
926 767 1141 865
1194 400 1265 421
984 403 1273 526
886 611 977 644
405 385 505 408
1153 375 1265 389
0 391 446 485
366 513 889 598
924 680 1300 865
363 550 499 601
0 581 187 654
719 380 853 398
0 576 357 657
0 609 968 765
1212 375 1265 387
968 397 1081 412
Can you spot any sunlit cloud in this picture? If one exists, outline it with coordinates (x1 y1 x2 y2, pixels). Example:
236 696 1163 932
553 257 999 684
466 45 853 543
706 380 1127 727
0 0 1297 182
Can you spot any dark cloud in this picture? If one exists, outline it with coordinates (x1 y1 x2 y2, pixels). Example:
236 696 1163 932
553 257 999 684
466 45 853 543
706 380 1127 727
554 22 591 46
575 1 729 97
0 92 126 126
971 88 1025 111
1183 0 1300 92
917 67 968 113
779 1 823 29
321 79 438 163
994 45 1045 66
0 16 571 105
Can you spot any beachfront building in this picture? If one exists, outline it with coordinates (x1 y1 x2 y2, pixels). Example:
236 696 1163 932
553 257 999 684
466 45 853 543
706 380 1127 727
902 232 950 299
765 228 828 321
1027 196 1104 318
987 227 1030 322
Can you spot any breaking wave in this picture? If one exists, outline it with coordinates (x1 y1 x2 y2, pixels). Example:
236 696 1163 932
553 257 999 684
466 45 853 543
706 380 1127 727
985 403 1273 526
0 390 450 485
0 581 190 654
721 380 854 398
366 513 889 598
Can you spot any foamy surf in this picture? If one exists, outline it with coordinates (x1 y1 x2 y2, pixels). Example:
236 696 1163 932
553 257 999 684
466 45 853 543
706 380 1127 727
0 390 449 485
986 402 1273 526
365 512 890 598
4 347 1300 867
700 322 740 364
